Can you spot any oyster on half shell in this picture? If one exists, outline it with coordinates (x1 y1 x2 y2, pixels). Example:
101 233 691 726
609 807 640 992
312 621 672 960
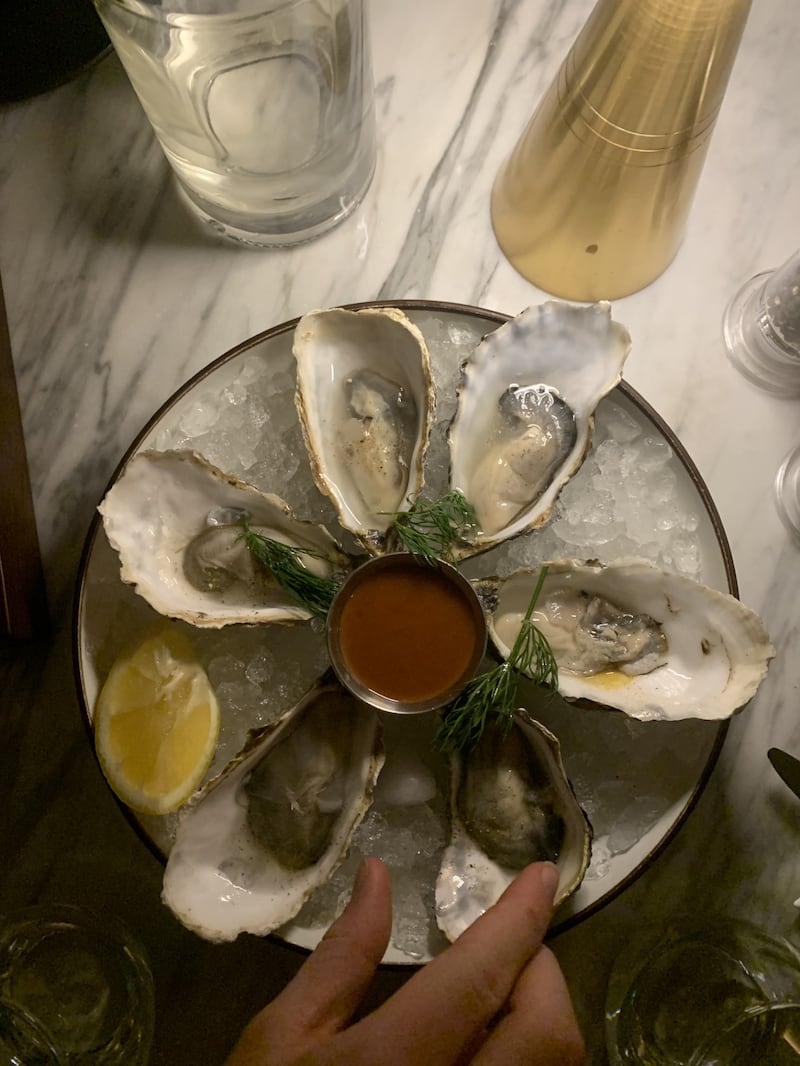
448 302 630 555
162 676 384 942
293 307 435 554
99 449 351 627
479 559 775 721
436 711 591 943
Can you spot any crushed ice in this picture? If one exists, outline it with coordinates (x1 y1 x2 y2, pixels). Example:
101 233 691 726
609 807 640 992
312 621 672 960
143 311 711 951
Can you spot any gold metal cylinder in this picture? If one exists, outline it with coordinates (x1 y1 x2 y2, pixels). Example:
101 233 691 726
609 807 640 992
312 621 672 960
491 0 752 301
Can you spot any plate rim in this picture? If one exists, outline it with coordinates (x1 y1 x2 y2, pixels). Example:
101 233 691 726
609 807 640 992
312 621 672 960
71 298 733 961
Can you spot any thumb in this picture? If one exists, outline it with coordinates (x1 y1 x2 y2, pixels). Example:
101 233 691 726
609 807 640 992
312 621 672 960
224 858 391 1066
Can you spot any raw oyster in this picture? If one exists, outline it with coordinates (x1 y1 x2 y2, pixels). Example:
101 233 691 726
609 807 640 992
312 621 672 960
293 307 435 553
448 301 630 554
480 559 775 721
99 450 351 627
435 711 591 942
162 677 384 942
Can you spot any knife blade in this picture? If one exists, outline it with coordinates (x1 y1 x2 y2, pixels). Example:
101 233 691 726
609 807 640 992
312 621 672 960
768 747 800 801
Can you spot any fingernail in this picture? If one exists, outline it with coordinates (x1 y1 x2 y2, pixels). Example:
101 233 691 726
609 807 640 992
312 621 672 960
539 861 560 901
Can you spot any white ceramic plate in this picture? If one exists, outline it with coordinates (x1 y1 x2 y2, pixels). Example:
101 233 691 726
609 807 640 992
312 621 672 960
74 301 733 964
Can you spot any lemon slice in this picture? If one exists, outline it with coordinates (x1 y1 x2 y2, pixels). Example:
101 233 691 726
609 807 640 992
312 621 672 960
94 630 220 815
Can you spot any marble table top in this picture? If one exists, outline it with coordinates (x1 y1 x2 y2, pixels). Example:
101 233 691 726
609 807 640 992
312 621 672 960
1 0 799 1062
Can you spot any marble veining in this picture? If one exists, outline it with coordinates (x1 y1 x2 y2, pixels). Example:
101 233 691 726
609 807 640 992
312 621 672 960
1 1 799 1062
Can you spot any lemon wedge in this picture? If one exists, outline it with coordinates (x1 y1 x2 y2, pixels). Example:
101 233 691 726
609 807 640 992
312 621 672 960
94 630 220 815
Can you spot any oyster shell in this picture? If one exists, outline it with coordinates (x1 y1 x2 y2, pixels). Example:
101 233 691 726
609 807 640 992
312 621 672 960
435 711 591 942
162 676 384 942
99 450 350 627
293 307 435 553
448 302 630 554
480 559 775 721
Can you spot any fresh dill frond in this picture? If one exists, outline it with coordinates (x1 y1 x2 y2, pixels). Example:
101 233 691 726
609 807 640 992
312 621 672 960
508 567 559 691
386 490 478 564
435 662 517 751
240 519 341 618
435 565 558 751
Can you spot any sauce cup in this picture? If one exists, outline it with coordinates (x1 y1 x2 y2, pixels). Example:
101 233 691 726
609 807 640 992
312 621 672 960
327 553 487 715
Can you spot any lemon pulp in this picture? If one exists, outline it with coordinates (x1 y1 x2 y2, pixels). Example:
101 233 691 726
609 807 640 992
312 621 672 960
94 630 220 815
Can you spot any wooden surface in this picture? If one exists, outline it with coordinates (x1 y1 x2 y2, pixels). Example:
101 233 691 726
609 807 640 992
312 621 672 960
0 271 47 637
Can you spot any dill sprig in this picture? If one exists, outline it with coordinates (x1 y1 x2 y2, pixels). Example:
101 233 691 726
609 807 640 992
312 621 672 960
386 490 478 564
240 519 341 618
435 566 558 751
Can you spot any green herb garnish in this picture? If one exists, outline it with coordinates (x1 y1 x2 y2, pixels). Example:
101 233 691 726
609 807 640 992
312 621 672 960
386 490 478 564
435 566 558 751
240 519 341 618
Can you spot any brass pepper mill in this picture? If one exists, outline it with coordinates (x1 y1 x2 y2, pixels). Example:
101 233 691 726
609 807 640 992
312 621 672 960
491 0 752 302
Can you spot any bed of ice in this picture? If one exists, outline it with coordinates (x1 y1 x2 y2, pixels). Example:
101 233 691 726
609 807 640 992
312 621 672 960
116 309 716 960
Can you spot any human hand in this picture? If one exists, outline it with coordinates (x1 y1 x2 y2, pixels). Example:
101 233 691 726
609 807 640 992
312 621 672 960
224 858 584 1066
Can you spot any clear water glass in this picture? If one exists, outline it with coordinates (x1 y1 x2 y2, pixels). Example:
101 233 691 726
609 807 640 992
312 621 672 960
93 0 377 246
722 246 800 397
606 918 800 1065
723 248 800 535
776 443 800 540
0 997 66 1065
0 905 154 1065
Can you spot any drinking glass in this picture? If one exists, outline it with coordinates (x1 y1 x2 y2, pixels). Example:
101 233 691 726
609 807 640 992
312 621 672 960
723 248 800 536
722 246 800 397
0 997 66 1065
606 918 800 1065
0 905 154 1065
93 0 377 246
775 443 800 539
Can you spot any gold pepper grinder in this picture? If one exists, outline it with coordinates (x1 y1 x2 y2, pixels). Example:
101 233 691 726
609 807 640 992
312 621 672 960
491 0 752 302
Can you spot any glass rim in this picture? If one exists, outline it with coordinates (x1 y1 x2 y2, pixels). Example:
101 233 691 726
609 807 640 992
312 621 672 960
606 916 800 1065
0 995 67 1065
688 1002 800 1064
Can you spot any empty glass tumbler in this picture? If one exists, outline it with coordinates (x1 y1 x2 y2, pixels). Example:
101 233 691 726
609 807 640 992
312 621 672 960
722 247 800 537
94 0 377 246
0 905 154 1065
776 443 800 540
723 246 800 397
606 918 800 1065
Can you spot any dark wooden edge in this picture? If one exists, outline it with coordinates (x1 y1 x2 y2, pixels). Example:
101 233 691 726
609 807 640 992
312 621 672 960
71 299 733 961
0 271 48 638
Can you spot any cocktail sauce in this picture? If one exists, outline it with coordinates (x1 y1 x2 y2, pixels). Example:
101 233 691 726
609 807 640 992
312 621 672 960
331 555 485 708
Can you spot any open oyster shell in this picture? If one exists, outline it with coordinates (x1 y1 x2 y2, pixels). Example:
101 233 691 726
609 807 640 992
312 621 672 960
162 676 384 942
479 559 775 721
448 302 630 555
293 307 435 554
98 449 351 627
435 710 591 943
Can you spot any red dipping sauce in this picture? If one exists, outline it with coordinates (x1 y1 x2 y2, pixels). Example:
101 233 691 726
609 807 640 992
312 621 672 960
328 554 486 712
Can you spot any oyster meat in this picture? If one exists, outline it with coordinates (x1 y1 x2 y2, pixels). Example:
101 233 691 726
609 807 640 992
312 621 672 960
162 677 384 942
448 301 630 554
436 711 591 942
294 307 435 553
481 559 775 721
99 449 350 627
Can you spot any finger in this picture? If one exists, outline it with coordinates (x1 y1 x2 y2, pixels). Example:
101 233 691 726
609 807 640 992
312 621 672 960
224 858 391 1066
471 945 585 1066
345 861 559 1064
273 857 392 1034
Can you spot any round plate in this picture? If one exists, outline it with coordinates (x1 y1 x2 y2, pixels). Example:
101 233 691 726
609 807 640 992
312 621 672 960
74 300 733 964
